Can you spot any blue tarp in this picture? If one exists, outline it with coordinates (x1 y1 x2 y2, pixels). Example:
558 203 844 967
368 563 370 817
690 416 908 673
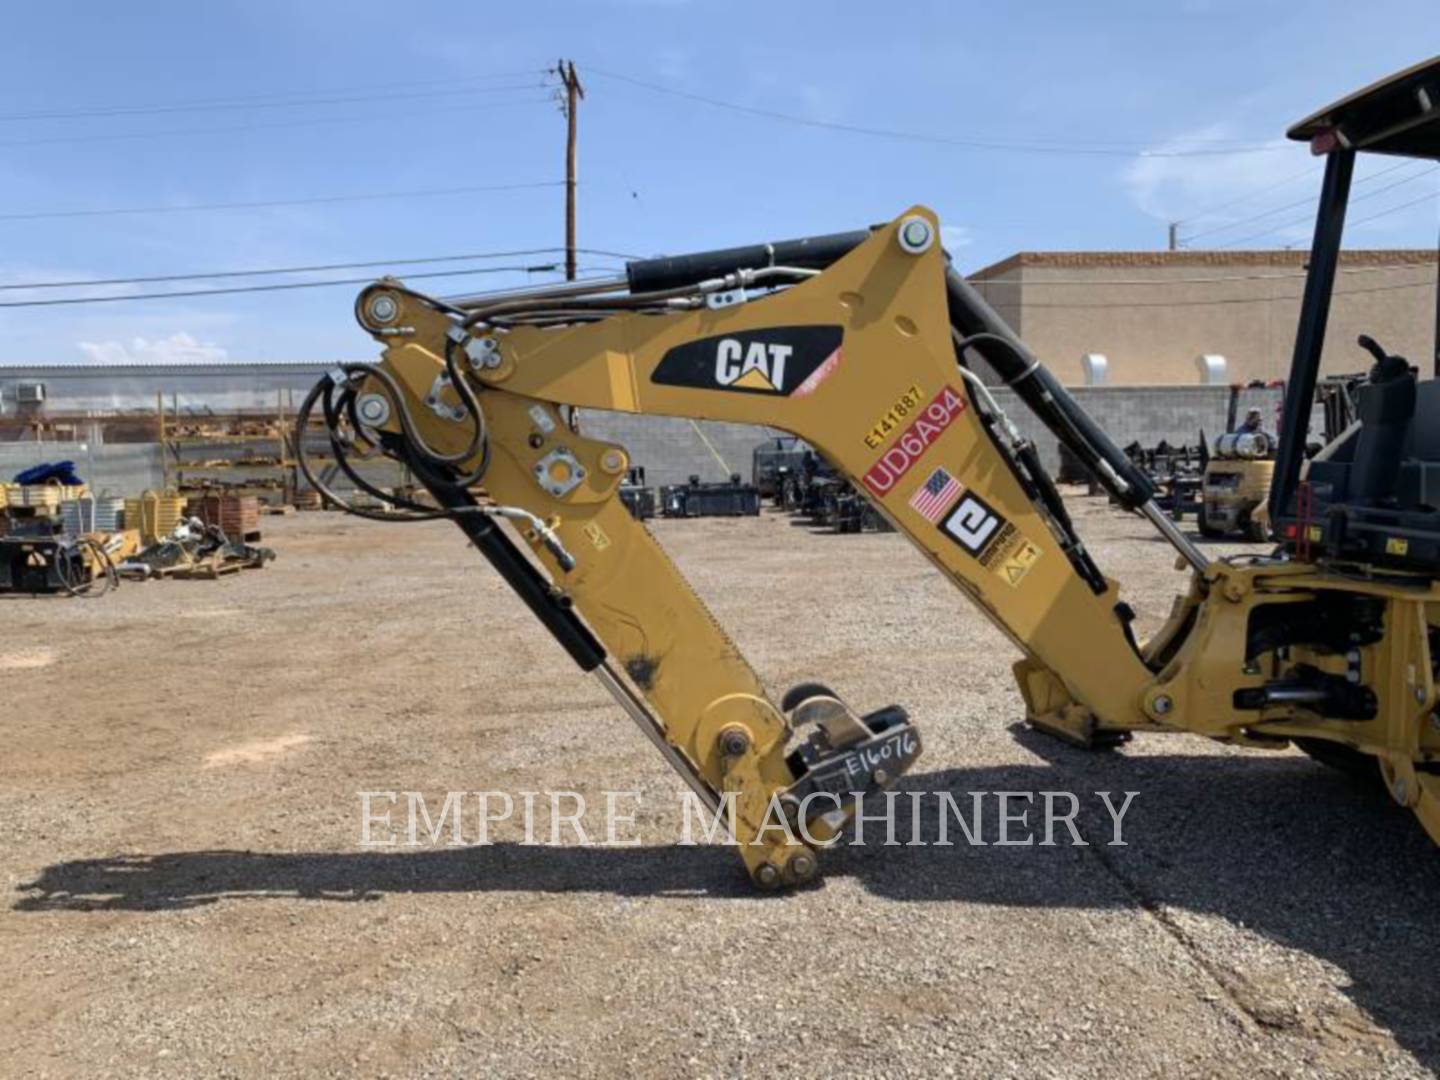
12 460 84 486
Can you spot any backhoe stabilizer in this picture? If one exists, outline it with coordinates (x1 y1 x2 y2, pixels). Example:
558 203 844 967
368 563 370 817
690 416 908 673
1013 659 1133 749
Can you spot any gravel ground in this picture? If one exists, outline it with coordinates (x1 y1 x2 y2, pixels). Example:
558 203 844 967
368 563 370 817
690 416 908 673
2 496 1438 1078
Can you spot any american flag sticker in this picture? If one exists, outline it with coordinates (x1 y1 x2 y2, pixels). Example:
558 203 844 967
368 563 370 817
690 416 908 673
909 467 963 522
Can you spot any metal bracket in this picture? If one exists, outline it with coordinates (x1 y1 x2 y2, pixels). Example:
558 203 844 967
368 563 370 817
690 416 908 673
425 373 467 423
534 447 587 498
705 288 748 310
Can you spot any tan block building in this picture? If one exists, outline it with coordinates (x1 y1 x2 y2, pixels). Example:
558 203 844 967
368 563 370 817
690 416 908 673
967 250 1438 386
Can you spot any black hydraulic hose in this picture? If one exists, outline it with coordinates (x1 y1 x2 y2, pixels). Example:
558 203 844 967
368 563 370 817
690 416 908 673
56 536 117 598
321 384 448 519
625 229 871 293
295 376 439 522
945 270 1153 508
420 470 605 671
457 282 701 331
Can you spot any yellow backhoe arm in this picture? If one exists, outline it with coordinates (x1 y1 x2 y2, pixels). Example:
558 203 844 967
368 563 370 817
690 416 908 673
302 205 1440 886
318 209 1177 886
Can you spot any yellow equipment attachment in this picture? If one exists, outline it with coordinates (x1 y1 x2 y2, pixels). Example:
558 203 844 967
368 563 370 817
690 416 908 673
294 199 1440 888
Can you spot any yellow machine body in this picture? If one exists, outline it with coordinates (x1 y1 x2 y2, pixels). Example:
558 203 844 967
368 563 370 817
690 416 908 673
333 209 1440 887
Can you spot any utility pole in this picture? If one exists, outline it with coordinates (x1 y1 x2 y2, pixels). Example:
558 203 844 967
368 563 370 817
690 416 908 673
1168 222 1179 252
554 59 585 281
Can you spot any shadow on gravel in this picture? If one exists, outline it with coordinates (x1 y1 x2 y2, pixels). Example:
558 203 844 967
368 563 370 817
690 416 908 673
17 729 1440 1065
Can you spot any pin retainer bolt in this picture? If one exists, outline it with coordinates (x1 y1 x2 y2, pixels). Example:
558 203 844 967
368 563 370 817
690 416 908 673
718 727 751 757
355 393 390 426
367 294 399 324
897 216 934 255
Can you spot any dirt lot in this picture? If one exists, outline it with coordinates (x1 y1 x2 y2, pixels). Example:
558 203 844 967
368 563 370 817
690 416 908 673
3 497 1438 1077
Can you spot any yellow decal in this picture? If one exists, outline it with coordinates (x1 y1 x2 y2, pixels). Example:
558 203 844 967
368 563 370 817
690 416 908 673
1386 536 1409 555
1306 525 1323 542
864 383 925 449
583 521 611 551
997 538 1042 587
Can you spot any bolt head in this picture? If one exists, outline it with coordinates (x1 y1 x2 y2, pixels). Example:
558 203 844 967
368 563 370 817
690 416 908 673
754 864 781 889
1153 694 1174 715
719 727 751 757
356 394 389 425
789 852 818 883
367 293 399 324
897 216 934 254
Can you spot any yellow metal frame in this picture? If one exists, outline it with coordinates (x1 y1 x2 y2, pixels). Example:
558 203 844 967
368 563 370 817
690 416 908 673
352 207 1440 883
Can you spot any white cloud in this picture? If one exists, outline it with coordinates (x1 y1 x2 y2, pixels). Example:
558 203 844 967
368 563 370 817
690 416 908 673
76 331 229 366
1122 125 1312 245
941 225 974 251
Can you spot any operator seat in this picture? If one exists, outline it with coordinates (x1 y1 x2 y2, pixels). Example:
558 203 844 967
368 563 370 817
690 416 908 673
1288 336 1440 570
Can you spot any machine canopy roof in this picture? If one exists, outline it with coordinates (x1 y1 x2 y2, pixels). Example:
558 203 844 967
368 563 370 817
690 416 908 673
1288 56 1440 160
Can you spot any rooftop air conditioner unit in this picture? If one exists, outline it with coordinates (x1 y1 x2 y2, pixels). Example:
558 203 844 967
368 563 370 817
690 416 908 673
1195 355 1227 385
1080 353 1108 387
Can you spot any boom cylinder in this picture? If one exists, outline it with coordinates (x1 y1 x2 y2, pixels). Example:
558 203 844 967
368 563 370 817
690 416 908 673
943 269 1155 509
626 229 872 293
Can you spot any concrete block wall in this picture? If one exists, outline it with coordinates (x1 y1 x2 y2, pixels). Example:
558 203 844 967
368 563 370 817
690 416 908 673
581 387 1287 486
989 385 1286 475
577 411 781 488
0 388 1292 499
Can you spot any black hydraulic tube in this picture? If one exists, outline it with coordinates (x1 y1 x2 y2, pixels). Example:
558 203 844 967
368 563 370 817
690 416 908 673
426 481 606 673
626 229 871 293
1269 149 1356 525
944 268 1154 508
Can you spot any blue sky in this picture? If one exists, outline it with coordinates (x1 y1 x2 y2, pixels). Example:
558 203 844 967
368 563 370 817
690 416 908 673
0 0 1434 365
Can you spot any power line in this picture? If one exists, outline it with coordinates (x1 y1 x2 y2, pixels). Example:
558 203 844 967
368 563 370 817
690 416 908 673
1348 186 1440 229
0 264 629 309
1217 165 1440 248
0 180 567 223
3 259 1424 312
0 97 554 150
1183 159 1428 245
585 66 1288 159
1173 164 1321 226
13 249 1421 295
0 72 548 123
0 248 643 292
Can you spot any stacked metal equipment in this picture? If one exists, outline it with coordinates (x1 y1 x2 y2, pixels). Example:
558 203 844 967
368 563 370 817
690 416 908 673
1119 439 1207 521
125 491 186 546
60 494 125 537
0 480 128 596
755 441 892 533
660 474 762 518
618 466 657 521
185 492 262 542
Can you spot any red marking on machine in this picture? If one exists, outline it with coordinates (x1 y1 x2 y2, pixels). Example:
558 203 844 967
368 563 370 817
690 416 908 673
862 385 967 497
792 347 842 398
